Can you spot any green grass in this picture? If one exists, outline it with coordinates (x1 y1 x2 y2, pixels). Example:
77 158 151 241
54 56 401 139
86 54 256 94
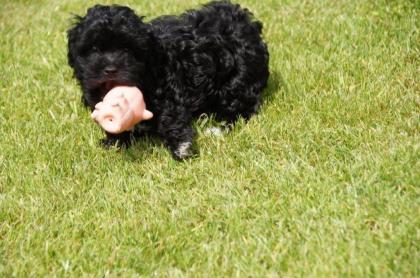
0 0 419 276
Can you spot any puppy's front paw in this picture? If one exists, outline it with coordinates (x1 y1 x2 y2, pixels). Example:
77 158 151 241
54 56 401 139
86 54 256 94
100 137 121 149
173 141 193 160
100 136 131 149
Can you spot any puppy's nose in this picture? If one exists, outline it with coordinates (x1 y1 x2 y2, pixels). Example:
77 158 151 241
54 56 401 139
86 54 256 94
104 66 117 75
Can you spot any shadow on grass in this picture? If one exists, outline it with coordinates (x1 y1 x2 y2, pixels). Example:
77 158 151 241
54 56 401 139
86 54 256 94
120 135 166 162
261 69 286 108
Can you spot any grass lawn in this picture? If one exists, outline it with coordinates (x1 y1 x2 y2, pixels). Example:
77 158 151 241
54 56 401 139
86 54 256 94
0 0 419 276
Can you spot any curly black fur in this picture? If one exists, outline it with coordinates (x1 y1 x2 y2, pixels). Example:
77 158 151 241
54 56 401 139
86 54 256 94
67 1 269 159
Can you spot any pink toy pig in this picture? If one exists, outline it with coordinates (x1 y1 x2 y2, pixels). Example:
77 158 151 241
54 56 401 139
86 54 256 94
91 86 153 134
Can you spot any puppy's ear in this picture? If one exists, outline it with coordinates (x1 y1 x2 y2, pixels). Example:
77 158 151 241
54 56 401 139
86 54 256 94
132 17 155 52
67 15 83 69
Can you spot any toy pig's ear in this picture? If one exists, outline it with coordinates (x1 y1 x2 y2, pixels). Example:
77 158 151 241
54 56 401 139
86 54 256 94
142 110 153 120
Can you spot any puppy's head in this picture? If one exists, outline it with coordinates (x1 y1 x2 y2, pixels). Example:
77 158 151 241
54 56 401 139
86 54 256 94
67 5 152 108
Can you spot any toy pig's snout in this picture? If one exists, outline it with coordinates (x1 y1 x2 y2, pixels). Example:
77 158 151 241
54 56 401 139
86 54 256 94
90 86 153 134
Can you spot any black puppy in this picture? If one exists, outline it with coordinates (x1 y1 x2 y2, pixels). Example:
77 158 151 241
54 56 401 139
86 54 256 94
67 0 269 159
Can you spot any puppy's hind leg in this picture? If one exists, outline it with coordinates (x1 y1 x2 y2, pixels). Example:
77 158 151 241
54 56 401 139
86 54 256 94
216 85 262 127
